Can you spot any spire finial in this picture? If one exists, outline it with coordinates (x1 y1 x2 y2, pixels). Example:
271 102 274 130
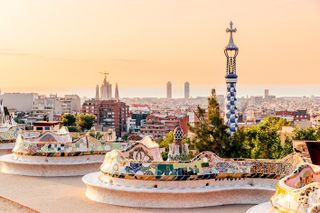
226 21 237 34
225 21 238 51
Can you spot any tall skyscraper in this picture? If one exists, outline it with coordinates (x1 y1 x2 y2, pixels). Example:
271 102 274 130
115 83 119 100
264 89 269 98
224 21 239 135
184 82 190 99
166 81 172 99
95 85 100 100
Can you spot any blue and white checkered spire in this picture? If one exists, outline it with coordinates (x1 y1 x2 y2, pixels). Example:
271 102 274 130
224 21 239 135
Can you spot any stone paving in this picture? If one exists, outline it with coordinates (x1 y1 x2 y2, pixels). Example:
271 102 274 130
0 196 38 213
0 173 253 213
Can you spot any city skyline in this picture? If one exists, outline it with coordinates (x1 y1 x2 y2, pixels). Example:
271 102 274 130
0 0 319 97
2 85 320 99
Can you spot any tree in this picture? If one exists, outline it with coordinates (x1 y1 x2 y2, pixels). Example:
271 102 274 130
187 88 294 159
122 133 129 141
158 131 174 161
239 117 293 159
226 127 249 158
259 116 291 130
76 113 96 131
282 136 293 157
61 113 76 126
67 126 81 132
189 89 230 157
89 130 103 140
293 127 319 141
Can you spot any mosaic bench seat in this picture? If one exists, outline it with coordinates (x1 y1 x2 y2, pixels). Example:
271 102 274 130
0 130 112 176
271 164 320 213
83 149 306 208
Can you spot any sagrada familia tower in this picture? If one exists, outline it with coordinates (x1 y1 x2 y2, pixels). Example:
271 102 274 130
95 72 119 100
224 21 239 135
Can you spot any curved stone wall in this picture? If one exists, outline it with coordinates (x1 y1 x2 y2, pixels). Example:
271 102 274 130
0 143 14 155
0 154 104 176
83 172 277 208
83 148 307 208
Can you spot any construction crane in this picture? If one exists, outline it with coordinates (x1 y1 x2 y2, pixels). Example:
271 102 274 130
100 71 109 80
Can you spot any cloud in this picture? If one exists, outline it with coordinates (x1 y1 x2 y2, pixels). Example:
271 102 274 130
109 58 150 64
0 49 30 56
0 49 149 66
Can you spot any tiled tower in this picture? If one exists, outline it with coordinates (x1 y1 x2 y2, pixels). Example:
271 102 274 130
224 21 239 135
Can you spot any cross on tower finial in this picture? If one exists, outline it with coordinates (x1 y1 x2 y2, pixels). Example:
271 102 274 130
226 21 237 34
225 21 238 51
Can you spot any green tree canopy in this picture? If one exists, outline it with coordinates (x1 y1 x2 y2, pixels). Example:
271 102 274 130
189 89 229 156
293 127 319 141
67 126 81 132
76 113 96 131
237 116 293 159
259 116 292 130
61 113 76 126
89 130 103 140
225 127 248 158
158 131 174 161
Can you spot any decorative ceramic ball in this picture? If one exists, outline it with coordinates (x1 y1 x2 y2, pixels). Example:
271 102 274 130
173 126 183 141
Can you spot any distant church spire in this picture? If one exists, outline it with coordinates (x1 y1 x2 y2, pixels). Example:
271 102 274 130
115 83 119 100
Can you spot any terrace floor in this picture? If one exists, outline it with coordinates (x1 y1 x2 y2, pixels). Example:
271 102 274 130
0 173 254 213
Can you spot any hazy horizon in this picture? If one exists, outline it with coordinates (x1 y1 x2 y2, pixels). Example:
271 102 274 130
2 85 320 99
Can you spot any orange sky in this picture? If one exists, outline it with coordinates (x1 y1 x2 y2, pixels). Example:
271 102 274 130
0 0 319 96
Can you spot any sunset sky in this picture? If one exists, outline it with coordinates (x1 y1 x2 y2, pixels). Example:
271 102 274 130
0 0 319 98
